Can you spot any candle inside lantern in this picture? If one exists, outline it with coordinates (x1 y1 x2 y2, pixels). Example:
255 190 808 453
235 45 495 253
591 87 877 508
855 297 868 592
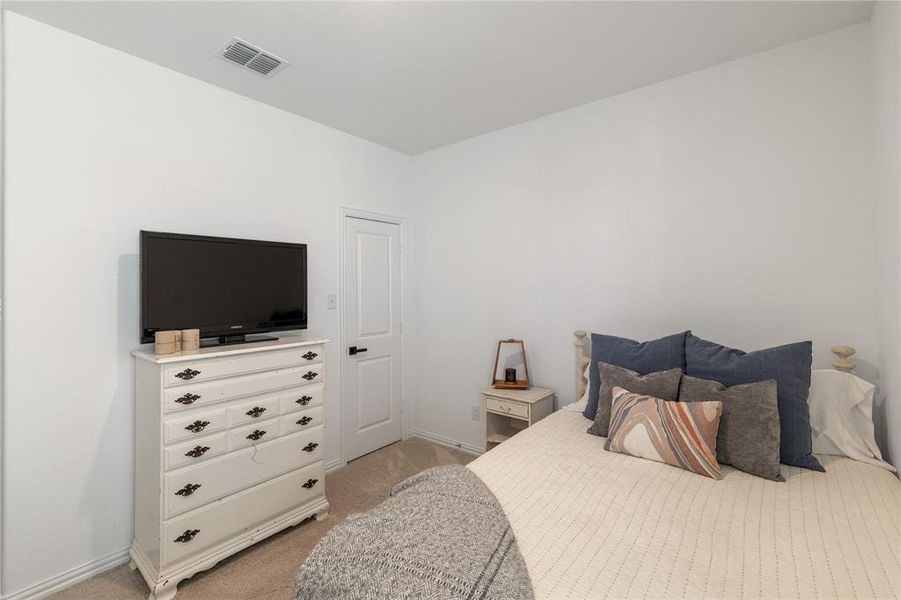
505 368 517 384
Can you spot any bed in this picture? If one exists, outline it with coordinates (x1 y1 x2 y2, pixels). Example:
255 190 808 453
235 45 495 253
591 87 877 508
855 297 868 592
297 332 901 599
469 408 899 598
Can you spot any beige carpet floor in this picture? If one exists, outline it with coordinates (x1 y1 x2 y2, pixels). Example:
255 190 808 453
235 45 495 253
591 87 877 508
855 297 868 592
51 438 473 600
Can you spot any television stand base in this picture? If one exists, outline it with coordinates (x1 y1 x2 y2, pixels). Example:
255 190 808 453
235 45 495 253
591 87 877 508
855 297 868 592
201 334 278 347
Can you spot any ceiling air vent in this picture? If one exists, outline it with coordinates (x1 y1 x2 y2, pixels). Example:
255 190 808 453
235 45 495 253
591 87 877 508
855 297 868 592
217 37 289 78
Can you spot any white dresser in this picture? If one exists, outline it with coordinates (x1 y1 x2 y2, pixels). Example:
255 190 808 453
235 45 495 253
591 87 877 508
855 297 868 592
129 336 330 600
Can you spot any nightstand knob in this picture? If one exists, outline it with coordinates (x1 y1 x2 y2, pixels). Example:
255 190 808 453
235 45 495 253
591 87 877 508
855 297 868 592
302 442 319 452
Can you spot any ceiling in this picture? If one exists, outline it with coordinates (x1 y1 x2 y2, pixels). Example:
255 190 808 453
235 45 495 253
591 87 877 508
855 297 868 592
7 1 874 155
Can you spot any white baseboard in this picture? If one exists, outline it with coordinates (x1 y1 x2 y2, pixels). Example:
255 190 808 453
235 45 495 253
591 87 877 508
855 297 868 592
324 457 344 473
407 429 484 456
1 547 130 600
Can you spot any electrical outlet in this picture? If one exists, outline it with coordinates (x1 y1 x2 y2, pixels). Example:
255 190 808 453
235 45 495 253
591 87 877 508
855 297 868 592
471 405 480 421
327 294 337 310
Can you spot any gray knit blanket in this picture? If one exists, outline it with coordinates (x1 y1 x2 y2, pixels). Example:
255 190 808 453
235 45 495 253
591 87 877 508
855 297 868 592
293 464 534 600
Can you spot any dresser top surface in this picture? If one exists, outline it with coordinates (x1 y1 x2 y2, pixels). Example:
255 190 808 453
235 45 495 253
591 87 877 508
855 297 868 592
133 334 329 364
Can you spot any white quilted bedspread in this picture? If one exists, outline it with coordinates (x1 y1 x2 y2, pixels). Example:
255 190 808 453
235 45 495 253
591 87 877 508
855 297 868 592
468 409 901 599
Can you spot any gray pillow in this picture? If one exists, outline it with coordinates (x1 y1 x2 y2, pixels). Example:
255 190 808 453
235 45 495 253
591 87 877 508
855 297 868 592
679 375 783 482
587 363 682 437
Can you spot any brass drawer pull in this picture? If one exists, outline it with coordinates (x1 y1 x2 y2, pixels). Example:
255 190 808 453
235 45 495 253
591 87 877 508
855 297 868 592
174 529 200 543
302 478 318 489
296 395 313 405
185 445 210 458
302 442 319 453
302 351 318 361
174 368 201 381
184 420 209 433
175 483 201 497
245 406 266 418
297 416 313 426
175 393 200 405
246 429 267 441
301 371 318 381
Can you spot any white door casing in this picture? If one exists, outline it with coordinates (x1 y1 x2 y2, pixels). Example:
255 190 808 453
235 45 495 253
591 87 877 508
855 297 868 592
342 215 403 461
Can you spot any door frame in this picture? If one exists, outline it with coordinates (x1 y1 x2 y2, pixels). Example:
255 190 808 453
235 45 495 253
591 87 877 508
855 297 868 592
338 207 408 468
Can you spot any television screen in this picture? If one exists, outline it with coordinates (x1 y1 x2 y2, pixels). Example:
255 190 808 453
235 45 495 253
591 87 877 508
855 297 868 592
140 231 307 343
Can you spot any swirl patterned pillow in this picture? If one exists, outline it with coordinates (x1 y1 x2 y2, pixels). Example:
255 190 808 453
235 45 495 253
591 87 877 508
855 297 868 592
605 386 724 479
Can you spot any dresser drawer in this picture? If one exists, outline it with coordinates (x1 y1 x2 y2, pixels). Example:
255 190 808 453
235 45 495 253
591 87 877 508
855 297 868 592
280 406 324 435
228 393 282 426
165 433 228 471
229 417 281 451
163 346 324 387
164 408 228 445
486 397 529 419
164 426 324 517
280 385 325 413
163 366 321 413
163 461 324 565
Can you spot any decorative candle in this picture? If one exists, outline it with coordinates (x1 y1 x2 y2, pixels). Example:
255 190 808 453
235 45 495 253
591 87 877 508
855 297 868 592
505 368 517 384
155 330 179 355
181 329 200 352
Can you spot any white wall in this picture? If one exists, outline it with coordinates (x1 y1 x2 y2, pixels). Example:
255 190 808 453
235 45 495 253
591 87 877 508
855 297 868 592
871 1 901 467
408 24 880 453
2 12 411 597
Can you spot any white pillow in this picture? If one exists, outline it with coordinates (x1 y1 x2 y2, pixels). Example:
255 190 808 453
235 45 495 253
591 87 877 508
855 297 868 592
809 369 894 471
563 363 591 412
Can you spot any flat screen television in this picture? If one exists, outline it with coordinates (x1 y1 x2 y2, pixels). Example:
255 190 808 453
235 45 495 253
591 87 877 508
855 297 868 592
140 231 307 345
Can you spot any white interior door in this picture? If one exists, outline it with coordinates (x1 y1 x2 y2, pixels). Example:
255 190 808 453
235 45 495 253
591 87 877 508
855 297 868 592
343 215 403 461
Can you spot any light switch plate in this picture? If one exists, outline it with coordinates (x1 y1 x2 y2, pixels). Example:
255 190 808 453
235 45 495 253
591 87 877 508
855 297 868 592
327 294 337 310
471 405 480 421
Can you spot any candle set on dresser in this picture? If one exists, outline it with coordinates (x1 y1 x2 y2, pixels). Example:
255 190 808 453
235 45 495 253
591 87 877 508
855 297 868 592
155 329 201 354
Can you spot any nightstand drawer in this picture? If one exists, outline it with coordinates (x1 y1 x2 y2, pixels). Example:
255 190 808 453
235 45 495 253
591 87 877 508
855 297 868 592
486 397 529 419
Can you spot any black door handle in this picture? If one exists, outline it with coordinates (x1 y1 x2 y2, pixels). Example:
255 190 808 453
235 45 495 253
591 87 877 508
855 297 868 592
349 346 368 356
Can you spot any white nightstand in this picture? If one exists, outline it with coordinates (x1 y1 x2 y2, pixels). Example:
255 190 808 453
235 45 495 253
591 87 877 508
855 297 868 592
482 387 555 450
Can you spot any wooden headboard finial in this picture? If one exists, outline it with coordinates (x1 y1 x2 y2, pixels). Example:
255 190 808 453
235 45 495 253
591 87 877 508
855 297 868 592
574 331 589 400
831 345 855 373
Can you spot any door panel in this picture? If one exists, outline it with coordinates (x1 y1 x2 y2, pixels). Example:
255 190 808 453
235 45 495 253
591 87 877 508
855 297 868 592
357 232 392 337
344 216 402 460
356 355 393 431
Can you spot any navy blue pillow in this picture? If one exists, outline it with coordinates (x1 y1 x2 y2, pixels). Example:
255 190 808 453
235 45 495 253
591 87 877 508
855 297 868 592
685 333 823 472
583 331 688 421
